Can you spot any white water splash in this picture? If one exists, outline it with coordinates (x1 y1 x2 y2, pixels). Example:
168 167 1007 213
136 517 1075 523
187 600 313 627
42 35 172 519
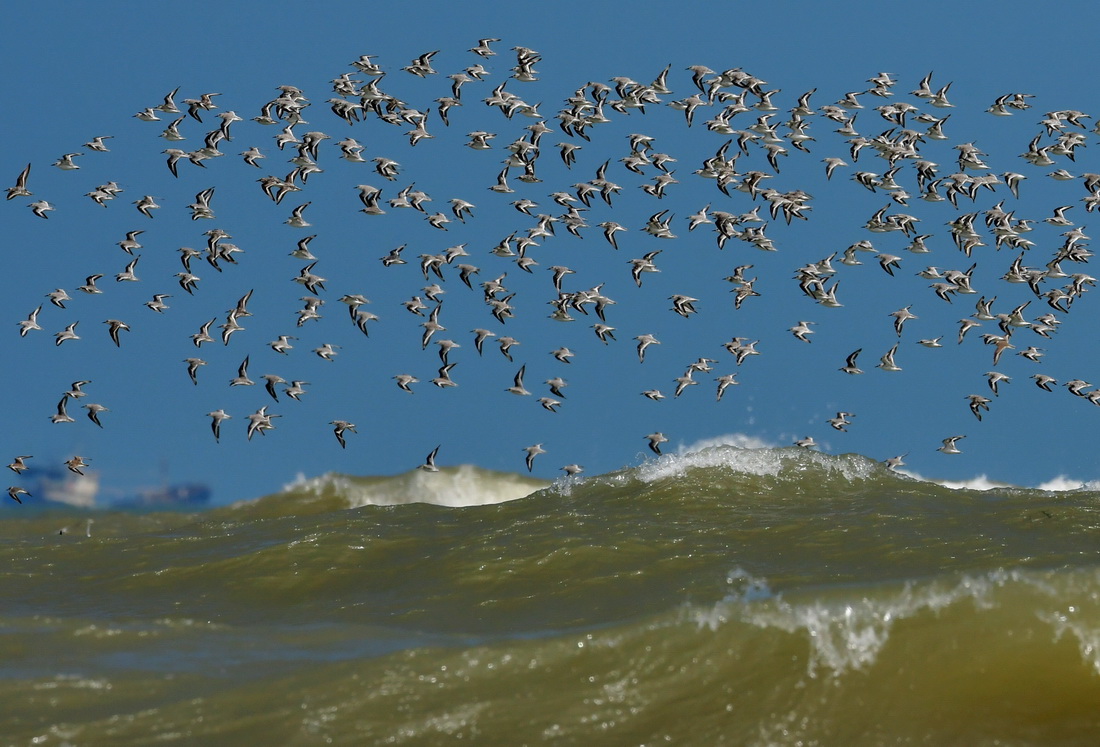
634 442 877 485
678 433 777 453
672 433 1100 494
694 570 1022 677
284 466 547 508
898 469 1100 493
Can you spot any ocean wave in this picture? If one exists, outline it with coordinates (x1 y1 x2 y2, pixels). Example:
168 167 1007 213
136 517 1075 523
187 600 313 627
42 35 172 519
7 457 1100 743
633 443 880 486
655 436 1100 495
11 565 1100 744
213 440 1100 518
283 465 547 508
684 565 1100 682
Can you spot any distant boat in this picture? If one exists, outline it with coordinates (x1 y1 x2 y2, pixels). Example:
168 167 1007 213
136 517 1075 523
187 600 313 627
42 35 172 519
112 483 211 509
20 466 98 508
18 465 210 509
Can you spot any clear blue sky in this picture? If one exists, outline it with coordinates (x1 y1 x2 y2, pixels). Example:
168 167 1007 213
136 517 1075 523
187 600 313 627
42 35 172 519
4 1 1100 505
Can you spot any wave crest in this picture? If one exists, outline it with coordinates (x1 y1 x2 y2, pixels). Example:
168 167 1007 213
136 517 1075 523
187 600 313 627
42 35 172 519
634 444 880 486
284 465 548 508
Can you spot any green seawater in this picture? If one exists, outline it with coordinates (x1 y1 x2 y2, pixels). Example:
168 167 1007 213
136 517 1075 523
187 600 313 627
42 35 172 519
3 447 1100 745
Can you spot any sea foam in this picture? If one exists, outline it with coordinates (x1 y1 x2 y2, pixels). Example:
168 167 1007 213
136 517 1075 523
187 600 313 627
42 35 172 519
285 465 547 508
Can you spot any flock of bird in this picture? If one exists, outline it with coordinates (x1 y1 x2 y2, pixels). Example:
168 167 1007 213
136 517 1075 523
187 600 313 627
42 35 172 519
7 38 1100 503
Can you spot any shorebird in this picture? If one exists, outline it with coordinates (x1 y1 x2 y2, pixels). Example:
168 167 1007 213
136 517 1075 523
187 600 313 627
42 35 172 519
7 456 31 474
51 397 75 424
283 381 309 402
260 374 285 401
882 454 907 471
6 163 31 200
190 318 216 347
29 200 55 219
635 334 660 363
66 381 90 399
54 322 80 346
134 195 160 218
890 306 918 336
52 152 83 170
839 349 863 375
938 436 965 454
18 306 42 337
551 347 575 364
629 252 662 287
83 403 109 428
77 275 105 294
499 338 519 363
403 50 440 77
286 202 312 228
229 356 254 387
330 421 356 449
877 343 902 372
506 365 530 396
184 358 206 385
958 319 982 344
538 397 561 412
823 157 848 180
645 432 669 455
115 258 140 282
207 410 231 442
470 328 495 355
545 377 568 398
8 486 30 504
245 406 279 440
432 363 458 389
419 446 441 472
313 343 340 361
670 295 699 318
599 221 627 250
967 394 992 421
986 371 1010 395
104 319 130 347
1065 379 1091 397
241 146 265 167
674 371 698 397
828 412 855 431
394 374 418 393
470 38 501 57
715 374 739 401
153 86 181 113
269 335 295 354
789 321 815 343
65 456 89 475
1032 374 1057 392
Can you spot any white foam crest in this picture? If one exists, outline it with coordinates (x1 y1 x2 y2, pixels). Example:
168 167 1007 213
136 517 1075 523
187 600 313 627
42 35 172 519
1035 567 1100 675
1033 475 1100 492
693 570 1029 677
284 471 345 493
667 435 1100 494
288 466 547 508
899 471 1012 491
634 443 875 485
693 568 775 631
1034 611 1100 677
896 469 1100 493
678 432 777 453
1041 610 1100 675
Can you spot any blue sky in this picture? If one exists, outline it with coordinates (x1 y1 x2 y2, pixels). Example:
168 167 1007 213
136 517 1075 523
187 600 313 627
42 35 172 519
5 1 1100 505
